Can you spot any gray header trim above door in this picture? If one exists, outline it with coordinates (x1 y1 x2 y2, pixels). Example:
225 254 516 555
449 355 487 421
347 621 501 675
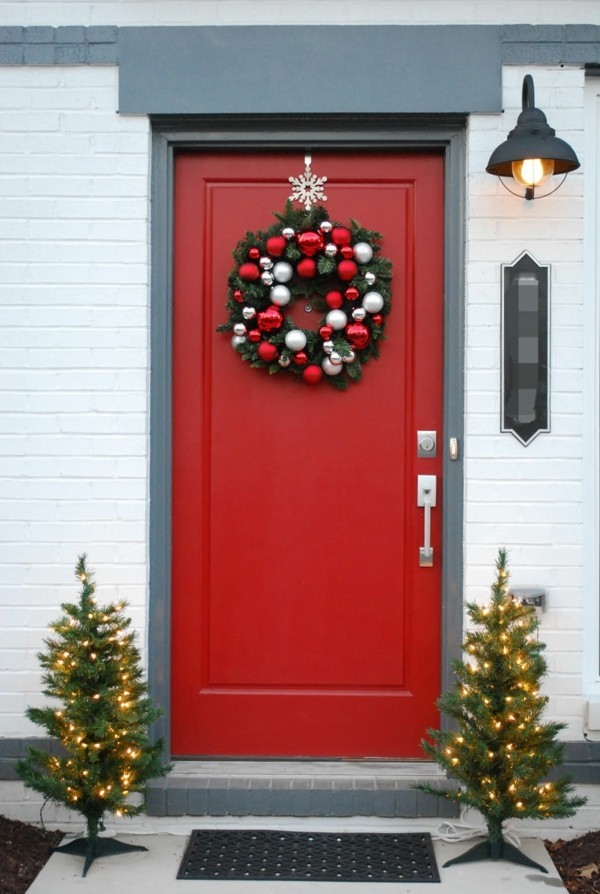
0 25 597 70
118 26 501 115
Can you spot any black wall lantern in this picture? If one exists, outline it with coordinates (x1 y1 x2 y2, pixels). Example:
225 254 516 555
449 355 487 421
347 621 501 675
487 74 580 200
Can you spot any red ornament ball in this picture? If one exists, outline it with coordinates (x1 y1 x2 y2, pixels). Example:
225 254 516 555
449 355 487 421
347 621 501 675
302 364 323 385
372 314 383 326
247 329 261 343
319 324 334 340
297 231 324 257
248 247 261 260
340 245 354 259
344 286 360 301
331 226 352 246
337 260 358 281
239 262 260 282
265 235 287 257
293 351 308 366
257 341 279 362
345 322 371 349
297 258 317 278
233 289 244 303
325 290 344 309
257 305 284 331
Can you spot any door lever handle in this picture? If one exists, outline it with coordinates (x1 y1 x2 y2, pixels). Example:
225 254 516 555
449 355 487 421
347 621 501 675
417 475 437 567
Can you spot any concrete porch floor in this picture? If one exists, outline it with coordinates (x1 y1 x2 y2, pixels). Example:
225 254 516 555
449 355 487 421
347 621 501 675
27 818 566 893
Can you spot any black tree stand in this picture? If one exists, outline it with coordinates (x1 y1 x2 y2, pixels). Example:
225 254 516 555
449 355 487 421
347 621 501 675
55 836 148 877
443 828 548 874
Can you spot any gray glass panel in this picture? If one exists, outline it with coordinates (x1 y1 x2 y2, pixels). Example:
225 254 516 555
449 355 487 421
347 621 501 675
502 253 549 445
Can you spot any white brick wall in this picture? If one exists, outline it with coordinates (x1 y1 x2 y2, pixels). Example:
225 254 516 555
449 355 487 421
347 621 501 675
0 0 597 26
0 14 593 767
466 65 587 737
0 65 150 737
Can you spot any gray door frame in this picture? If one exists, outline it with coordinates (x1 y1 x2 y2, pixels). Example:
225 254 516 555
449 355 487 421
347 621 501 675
149 116 466 758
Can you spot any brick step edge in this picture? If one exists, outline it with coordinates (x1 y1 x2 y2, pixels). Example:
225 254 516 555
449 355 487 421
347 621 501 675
145 777 459 818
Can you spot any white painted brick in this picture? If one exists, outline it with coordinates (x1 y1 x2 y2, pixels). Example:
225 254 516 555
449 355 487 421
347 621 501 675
0 66 150 738
546 696 584 720
2 0 597 27
466 522 583 547
0 38 593 792
552 653 586 675
465 64 588 738
547 612 585 637
466 502 582 525
0 110 60 131
468 437 583 459
547 589 583 607
466 480 582 503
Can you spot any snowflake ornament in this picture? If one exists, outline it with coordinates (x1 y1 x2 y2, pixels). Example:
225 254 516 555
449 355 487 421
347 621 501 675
288 155 328 210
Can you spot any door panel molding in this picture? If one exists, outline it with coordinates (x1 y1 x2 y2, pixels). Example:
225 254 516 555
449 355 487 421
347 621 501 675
149 117 465 760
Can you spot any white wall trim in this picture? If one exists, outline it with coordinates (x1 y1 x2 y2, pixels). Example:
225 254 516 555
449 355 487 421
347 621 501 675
583 76 600 695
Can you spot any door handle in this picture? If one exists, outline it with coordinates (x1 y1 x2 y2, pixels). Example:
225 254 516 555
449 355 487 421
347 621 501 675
417 475 437 567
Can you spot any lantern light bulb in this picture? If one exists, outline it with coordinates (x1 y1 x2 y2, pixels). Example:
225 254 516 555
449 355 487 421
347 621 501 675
511 157 555 188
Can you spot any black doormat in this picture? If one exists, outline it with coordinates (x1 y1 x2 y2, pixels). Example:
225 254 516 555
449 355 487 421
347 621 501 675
177 829 440 882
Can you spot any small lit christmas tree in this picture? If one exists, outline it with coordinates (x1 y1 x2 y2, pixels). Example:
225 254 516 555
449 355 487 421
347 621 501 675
418 548 585 872
17 555 170 876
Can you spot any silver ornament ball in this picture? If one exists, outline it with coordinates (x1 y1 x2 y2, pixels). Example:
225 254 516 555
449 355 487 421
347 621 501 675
353 241 374 264
343 349 356 364
270 284 292 306
322 356 343 376
319 220 333 234
352 307 367 322
273 261 293 283
282 227 295 241
278 354 292 368
231 334 246 349
325 309 348 331
362 291 384 314
329 351 343 366
322 340 334 355
364 271 377 285
284 329 307 352
233 322 247 336
261 271 275 286
259 256 273 270
242 305 257 320
324 243 338 257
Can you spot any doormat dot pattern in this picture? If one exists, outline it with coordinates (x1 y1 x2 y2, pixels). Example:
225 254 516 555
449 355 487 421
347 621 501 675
177 829 440 882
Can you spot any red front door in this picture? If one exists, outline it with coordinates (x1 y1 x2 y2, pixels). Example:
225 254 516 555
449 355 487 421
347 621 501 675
171 150 444 758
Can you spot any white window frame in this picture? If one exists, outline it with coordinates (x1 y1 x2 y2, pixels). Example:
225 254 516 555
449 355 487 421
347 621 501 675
584 76 600 694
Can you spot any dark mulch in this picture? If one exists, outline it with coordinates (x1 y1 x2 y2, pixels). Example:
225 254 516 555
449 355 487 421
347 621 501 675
0 815 63 894
546 832 600 893
0 813 599 892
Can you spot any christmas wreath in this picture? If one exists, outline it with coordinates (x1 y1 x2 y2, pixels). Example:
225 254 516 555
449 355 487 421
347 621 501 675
218 204 392 388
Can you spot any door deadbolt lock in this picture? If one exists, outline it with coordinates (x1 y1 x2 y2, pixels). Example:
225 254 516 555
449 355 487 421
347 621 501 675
417 430 437 458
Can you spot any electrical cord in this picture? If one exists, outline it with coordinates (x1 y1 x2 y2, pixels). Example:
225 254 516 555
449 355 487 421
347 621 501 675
433 807 521 848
